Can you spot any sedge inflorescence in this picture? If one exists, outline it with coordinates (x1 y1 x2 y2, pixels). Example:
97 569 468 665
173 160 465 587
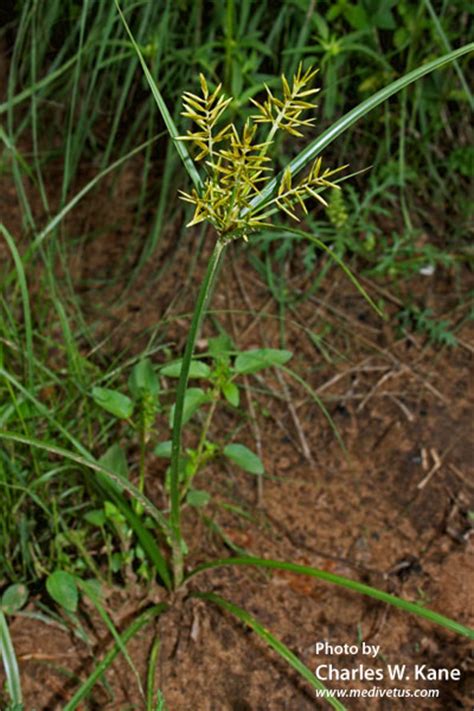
178 64 343 241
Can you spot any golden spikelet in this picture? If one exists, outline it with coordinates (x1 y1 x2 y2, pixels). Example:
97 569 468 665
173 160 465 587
177 65 343 240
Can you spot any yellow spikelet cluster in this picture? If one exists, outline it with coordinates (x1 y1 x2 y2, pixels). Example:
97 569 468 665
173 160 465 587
178 65 344 240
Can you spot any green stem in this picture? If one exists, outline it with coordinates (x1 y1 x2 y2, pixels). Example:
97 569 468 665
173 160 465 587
181 390 219 500
169 237 227 587
196 391 219 462
139 419 146 496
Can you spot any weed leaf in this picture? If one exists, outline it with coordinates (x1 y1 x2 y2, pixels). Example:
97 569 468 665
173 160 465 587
186 489 211 507
128 358 159 398
92 387 134 420
223 444 264 474
161 360 211 379
234 348 293 374
1 585 28 615
154 441 172 458
169 387 209 426
99 444 129 483
222 382 240 407
46 571 79 613
84 510 107 527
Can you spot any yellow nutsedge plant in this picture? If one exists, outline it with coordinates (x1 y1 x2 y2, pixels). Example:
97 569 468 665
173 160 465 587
116 10 474 657
178 64 345 241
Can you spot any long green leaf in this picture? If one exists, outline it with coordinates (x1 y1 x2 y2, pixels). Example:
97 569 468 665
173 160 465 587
61 0 88 204
78 580 143 696
249 44 474 212
195 592 346 711
0 610 22 706
146 635 162 711
274 227 384 318
114 0 203 192
0 51 85 116
187 557 474 639
8 134 162 285
63 603 167 711
0 225 34 388
422 0 473 110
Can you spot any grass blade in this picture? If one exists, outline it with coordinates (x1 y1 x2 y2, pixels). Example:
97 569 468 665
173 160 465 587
146 634 162 711
423 0 473 110
187 557 474 639
6 2 35 232
2 135 163 291
194 592 346 710
0 610 22 706
63 603 167 711
78 580 144 697
0 51 86 116
5 134 163 286
114 0 203 192
0 430 168 532
249 44 474 212
279 364 346 456
0 225 33 388
274 226 385 318
61 0 89 203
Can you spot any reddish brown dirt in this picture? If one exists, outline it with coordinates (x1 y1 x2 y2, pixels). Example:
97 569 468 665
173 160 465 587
1 116 473 710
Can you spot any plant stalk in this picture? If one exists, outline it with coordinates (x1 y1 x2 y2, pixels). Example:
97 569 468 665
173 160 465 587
169 236 227 587
138 419 146 496
195 390 219 463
